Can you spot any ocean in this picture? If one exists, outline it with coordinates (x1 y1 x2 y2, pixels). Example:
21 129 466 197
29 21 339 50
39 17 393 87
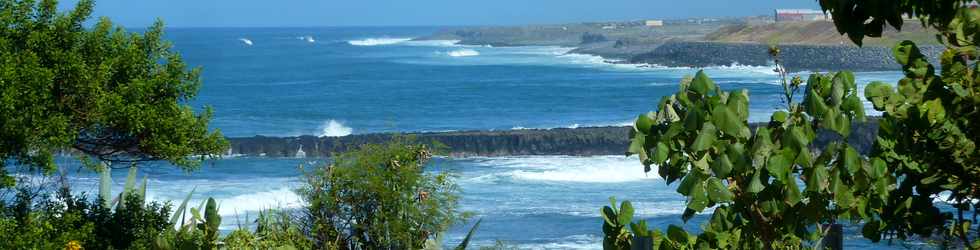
55 27 912 249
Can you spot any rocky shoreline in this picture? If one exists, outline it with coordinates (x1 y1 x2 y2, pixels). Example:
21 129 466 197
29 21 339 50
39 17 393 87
420 21 942 72
573 41 942 72
226 119 879 158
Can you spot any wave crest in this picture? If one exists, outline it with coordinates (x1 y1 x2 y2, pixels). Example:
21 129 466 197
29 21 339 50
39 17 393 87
347 38 412 46
318 120 352 137
464 155 654 183
447 49 480 57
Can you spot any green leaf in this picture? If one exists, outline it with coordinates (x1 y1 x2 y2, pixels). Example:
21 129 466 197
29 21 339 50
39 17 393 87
844 145 860 175
619 201 634 225
628 135 647 162
747 171 765 193
711 154 733 178
893 41 916 66
771 111 788 123
766 151 792 181
727 89 750 120
834 176 855 208
923 98 946 124
652 141 669 165
784 180 802 206
806 164 829 193
691 122 717 152
712 106 744 138
667 225 689 244
706 177 734 203
688 183 709 212
677 172 703 196
635 113 656 134
690 70 716 95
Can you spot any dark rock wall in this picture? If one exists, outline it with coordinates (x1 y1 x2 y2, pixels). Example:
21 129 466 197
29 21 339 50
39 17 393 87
227 120 880 158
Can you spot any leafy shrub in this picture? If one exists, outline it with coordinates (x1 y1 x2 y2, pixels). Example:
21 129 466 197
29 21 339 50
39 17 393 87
299 139 469 249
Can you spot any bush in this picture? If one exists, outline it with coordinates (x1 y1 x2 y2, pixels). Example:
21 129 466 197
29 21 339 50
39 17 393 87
299 139 468 249
0 186 171 249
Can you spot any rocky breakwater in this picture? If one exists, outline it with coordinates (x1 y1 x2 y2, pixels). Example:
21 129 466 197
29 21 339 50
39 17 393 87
227 119 880 158
626 41 942 72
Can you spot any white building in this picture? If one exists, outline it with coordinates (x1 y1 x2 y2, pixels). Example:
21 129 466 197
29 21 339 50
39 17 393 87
775 9 830 22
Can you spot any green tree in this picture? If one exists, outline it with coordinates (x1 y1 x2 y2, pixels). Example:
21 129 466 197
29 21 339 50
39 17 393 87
821 0 980 248
299 139 468 250
0 0 228 189
607 54 888 248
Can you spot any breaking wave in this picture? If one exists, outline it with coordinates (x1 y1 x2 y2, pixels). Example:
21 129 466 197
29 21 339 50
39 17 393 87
347 38 412 46
318 119 352 137
446 49 480 57
464 155 655 183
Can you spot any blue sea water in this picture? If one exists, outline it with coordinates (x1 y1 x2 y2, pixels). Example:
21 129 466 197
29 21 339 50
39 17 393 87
43 27 919 249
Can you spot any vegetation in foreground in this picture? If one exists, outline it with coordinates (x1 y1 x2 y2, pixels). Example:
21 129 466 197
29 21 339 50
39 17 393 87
0 0 475 249
0 140 472 249
608 0 980 249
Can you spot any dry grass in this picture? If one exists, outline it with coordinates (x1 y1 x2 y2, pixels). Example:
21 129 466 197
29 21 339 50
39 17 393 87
707 21 940 47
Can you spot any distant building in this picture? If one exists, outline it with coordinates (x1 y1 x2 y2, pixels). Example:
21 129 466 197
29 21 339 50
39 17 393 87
775 9 830 22
645 20 664 27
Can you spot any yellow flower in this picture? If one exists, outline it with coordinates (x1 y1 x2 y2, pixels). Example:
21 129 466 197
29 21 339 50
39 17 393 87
65 240 82 250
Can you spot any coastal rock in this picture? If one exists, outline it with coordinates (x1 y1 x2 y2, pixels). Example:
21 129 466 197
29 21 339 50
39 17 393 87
626 41 942 72
227 119 880 158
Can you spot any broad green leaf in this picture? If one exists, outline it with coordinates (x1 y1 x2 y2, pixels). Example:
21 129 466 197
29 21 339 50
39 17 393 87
747 171 765 193
688 183 709 212
691 123 717 152
677 172 703 196
652 142 669 165
771 111 788 123
635 113 656 134
893 41 916 66
628 135 647 162
690 70 716 95
706 177 734 203
667 225 689 244
751 128 773 170
805 164 829 193
834 176 855 208
727 89 750 120
711 106 743 138
766 151 792 181
711 154 733 178
619 201 634 225
924 98 946 124
784 181 802 206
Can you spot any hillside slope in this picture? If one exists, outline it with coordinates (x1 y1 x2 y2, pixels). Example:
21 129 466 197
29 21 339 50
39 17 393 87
706 21 939 47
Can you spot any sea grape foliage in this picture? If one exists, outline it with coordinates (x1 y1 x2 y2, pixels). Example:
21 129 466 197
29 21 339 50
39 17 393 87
607 64 890 249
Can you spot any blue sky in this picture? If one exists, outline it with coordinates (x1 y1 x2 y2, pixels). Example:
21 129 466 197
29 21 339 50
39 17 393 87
59 0 820 27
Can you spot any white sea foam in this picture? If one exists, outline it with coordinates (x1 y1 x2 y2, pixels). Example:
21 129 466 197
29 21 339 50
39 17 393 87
465 155 654 183
402 39 461 47
317 119 352 137
347 38 412 46
446 49 480 57
213 187 304 217
238 38 253 46
297 35 315 43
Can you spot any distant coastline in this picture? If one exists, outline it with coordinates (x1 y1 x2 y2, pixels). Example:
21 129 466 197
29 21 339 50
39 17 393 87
416 19 942 72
